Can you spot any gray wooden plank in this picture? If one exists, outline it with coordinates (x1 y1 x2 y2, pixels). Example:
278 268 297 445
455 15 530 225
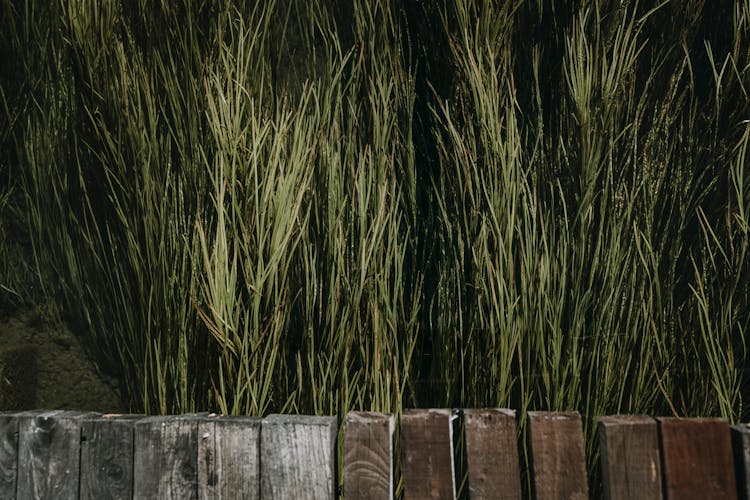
527 411 588 500
401 409 456 500
343 411 394 500
80 414 143 500
658 417 736 500
0 412 21 500
134 415 201 500
732 424 750 500
198 415 261 500
17 410 97 500
597 415 662 500
260 414 337 500
464 408 521 500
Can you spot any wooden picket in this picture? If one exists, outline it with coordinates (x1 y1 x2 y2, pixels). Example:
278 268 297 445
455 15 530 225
260 414 337 500
0 412 19 499
733 424 750 500
527 411 588 500
401 409 456 499
0 409 748 499
198 415 261 500
80 414 142 499
463 408 521 500
597 415 662 500
658 417 737 500
17 410 95 499
343 412 393 500
133 414 202 499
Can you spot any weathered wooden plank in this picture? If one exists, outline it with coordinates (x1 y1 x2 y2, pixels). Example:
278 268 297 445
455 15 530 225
401 409 456 500
658 417 736 500
260 414 337 500
527 411 588 500
0 412 21 500
198 415 261 500
597 415 662 500
463 408 521 500
343 411 394 500
732 424 750 500
17 410 97 500
80 414 143 500
134 415 201 500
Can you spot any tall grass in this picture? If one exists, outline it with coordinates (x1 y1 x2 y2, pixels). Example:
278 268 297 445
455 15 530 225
1 0 749 495
426 1 749 493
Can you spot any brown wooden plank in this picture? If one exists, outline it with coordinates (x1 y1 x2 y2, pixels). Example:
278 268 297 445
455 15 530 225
732 424 750 500
463 409 521 500
17 410 97 499
80 414 143 500
343 411 394 500
658 417 736 500
198 415 261 500
0 412 21 499
597 415 662 500
527 411 588 500
134 415 201 499
260 414 337 500
401 409 456 500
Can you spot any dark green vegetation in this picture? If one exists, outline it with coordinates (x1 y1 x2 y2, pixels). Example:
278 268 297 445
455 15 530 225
1 0 749 493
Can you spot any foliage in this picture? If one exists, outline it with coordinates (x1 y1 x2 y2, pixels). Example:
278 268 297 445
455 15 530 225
1 0 749 494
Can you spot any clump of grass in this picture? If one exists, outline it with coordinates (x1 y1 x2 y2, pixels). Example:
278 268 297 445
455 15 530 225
427 0 750 494
196 2 319 416
12 0 220 412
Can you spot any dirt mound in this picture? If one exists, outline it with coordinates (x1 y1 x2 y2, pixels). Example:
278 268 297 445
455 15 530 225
0 306 125 412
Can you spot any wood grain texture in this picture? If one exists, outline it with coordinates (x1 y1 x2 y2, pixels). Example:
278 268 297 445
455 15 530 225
0 412 20 499
527 411 588 500
732 424 750 500
260 414 337 500
198 415 261 500
343 411 394 500
464 409 521 500
401 409 456 500
658 417 736 500
17 410 96 500
598 415 662 500
80 414 143 500
134 415 200 500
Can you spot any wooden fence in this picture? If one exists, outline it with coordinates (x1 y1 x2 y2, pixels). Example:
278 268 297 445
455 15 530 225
1 409 749 499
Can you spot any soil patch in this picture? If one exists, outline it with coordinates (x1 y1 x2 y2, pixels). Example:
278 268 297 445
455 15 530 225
0 306 125 412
